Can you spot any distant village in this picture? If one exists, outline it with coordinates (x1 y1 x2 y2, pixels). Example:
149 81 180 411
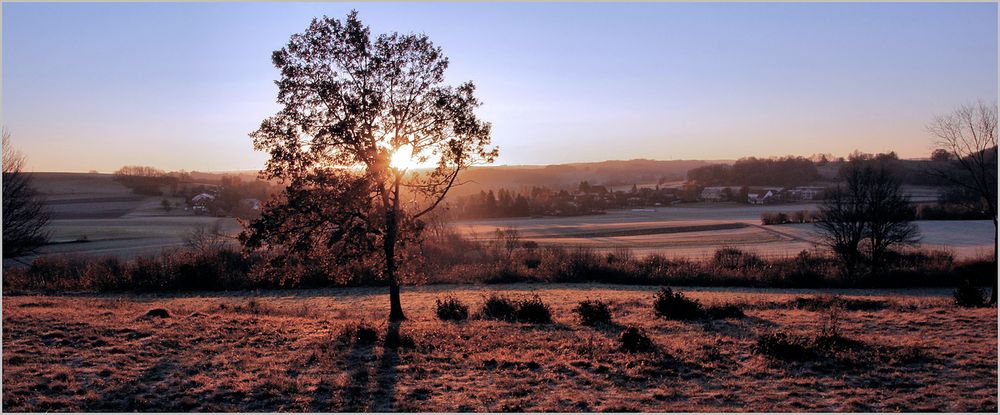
449 181 829 219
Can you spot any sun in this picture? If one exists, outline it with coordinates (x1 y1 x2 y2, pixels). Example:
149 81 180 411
389 144 415 170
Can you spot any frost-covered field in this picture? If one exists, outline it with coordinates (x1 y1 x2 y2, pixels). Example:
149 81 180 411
28 172 994 262
3 285 995 412
455 205 994 259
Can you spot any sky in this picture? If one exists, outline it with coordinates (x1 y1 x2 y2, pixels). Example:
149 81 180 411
2 2 997 173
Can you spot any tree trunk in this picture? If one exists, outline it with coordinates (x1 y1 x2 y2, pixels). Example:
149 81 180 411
991 217 997 305
385 176 406 321
385 211 406 321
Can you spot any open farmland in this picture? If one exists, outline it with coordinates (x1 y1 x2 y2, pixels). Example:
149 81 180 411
454 204 995 260
22 173 995 262
2 285 996 412
12 173 240 263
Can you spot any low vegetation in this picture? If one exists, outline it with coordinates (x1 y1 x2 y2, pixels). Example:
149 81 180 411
618 326 655 353
653 287 704 320
954 281 989 308
480 294 518 322
435 296 469 321
4 240 992 295
3 286 993 412
574 299 613 326
478 294 552 324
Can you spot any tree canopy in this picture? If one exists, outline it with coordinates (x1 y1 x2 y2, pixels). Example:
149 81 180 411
242 12 497 320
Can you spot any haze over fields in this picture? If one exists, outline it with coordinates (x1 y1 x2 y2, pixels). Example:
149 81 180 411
20 167 995 263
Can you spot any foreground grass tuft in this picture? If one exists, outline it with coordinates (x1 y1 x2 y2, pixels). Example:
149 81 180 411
481 294 518 322
953 281 989 308
653 287 703 320
619 326 655 353
575 299 613 326
435 296 469 321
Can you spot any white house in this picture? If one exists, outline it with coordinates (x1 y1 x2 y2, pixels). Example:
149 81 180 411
747 190 775 205
191 193 215 205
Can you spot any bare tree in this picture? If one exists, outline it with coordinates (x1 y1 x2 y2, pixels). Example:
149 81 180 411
817 162 919 276
2 129 50 259
862 165 920 273
927 100 998 303
816 171 868 276
185 221 233 255
241 12 497 321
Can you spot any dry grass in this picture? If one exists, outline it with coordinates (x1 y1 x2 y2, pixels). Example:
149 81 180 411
2 285 996 412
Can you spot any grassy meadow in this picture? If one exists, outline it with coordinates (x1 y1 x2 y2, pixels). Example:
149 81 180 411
2 285 996 412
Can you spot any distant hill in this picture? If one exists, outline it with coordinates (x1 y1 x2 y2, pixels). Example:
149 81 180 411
448 159 726 196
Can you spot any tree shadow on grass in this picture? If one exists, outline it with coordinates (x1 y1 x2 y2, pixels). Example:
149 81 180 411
90 356 187 411
337 321 402 412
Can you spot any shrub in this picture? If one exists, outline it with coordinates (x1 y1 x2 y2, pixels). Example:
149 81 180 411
753 332 814 361
482 266 535 284
575 299 613 326
653 287 703 320
24 255 89 291
619 326 655 353
712 247 764 271
481 294 518 322
705 304 745 319
760 212 789 225
435 296 469 321
83 257 126 291
953 280 988 308
515 295 552 324
523 256 542 269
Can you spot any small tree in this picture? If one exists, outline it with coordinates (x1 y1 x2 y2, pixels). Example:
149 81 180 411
927 100 998 303
160 199 173 213
816 171 868 275
242 12 496 321
817 162 919 276
930 148 953 162
2 129 50 259
861 165 920 273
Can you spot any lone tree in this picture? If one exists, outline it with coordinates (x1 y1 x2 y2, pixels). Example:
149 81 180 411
817 161 919 276
242 12 496 321
3 129 50 259
927 100 998 303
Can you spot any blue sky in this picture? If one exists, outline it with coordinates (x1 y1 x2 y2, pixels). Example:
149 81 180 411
3 2 997 172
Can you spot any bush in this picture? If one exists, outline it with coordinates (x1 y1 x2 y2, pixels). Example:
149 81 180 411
653 287 703 320
481 294 518 322
760 212 789 225
705 304 745 319
84 257 126 291
515 295 552 324
619 326 655 353
480 294 551 324
575 299 613 326
712 247 765 271
954 281 988 308
523 256 542 269
435 296 469 321
753 331 814 361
